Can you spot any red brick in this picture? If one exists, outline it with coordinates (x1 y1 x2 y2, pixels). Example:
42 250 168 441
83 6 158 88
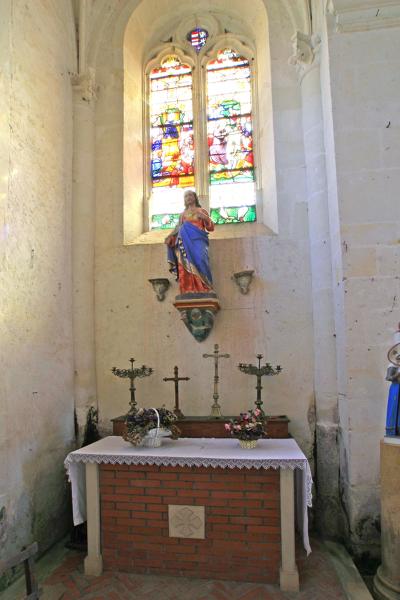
113 486 137 495
102 494 131 503
229 516 264 525
178 473 211 481
177 489 209 498
210 491 244 499
146 503 167 512
147 472 177 480
113 479 132 488
120 494 161 504
199 498 228 507
147 488 177 496
247 525 280 534
100 485 115 495
103 509 130 518
229 499 262 508
207 515 229 523
208 507 241 516
161 480 193 489
100 472 116 482
247 508 279 517
130 479 161 488
165 496 195 504
211 472 246 481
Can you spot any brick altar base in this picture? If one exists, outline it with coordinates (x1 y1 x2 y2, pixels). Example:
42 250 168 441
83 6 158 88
100 463 280 583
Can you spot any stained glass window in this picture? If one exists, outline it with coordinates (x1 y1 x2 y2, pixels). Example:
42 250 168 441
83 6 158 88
149 55 194 227
149 45 257 229
206 48 256 223
187 28 208 53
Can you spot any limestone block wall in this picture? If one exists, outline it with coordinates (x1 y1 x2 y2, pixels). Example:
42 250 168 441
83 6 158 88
322 9 400 557
0 0 76 576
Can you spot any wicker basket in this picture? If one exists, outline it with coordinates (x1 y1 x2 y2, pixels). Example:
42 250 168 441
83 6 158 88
239 438 258 450
141 408 168 448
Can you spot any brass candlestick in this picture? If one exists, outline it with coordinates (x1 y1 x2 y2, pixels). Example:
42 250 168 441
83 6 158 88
238 354 282 416
112 358 153 415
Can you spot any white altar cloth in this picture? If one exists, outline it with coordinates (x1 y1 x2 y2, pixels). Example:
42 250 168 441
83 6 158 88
65 436 312 554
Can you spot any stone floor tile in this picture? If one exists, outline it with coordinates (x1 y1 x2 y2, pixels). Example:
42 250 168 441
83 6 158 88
18 537 351 600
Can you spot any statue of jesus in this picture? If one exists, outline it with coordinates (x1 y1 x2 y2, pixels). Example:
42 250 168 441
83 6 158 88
165 190 215 295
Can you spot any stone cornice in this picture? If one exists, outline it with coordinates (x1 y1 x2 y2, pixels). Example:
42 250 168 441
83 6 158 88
326 1 400 32
288 32 321 83
71 68 97 102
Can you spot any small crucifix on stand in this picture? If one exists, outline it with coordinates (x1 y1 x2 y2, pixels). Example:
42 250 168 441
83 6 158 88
238 354 282 416
163 366 190 418
111 358 153 415
203 343 230 418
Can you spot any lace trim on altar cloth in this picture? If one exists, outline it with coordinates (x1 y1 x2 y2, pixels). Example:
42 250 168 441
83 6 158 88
64 454 313 508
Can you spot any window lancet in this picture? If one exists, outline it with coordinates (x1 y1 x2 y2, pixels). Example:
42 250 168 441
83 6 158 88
149 55 195 229
206 48 256 225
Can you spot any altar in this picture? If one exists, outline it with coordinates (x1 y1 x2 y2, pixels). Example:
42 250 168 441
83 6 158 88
65 436 312 592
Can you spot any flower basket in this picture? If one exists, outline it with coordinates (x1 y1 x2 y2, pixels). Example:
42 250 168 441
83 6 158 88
225 409 265 449
239 438 258 450
124 407 180 447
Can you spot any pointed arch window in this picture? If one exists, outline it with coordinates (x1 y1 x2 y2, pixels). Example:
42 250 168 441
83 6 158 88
147 43 257 230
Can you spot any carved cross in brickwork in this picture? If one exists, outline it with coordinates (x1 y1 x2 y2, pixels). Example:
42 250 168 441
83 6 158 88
163 366 190 418
202 344 230 417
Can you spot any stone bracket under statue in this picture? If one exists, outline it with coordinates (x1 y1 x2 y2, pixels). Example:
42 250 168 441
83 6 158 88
174 292 220 342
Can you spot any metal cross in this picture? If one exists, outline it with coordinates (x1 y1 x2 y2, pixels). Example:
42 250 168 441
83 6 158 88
202 344 230 417
238 354 281 415
163 366 190 418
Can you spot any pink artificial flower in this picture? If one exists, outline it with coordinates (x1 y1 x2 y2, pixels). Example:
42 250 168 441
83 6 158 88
254 409 261 417
224 423 231 431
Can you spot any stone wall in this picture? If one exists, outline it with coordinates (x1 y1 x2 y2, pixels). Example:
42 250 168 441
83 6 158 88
321 1 400 557
0 0 76 576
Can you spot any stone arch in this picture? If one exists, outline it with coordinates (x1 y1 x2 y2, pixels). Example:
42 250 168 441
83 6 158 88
84 0 310 243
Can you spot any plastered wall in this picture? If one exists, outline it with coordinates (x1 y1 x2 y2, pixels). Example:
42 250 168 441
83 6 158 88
0 0 76 574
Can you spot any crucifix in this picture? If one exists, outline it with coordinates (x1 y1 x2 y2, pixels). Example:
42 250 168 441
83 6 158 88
111 358 153 415
163 366 190 418
203 343 230 418
238 354 282 415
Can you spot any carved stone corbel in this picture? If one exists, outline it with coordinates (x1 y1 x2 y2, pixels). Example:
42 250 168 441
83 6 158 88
288 32 321 83
71 67 97 102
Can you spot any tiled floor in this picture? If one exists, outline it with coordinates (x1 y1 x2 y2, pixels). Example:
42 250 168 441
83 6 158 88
39 538 348 600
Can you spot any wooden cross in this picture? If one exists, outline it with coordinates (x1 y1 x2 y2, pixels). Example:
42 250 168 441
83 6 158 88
202 343 230 417
163 366 190 418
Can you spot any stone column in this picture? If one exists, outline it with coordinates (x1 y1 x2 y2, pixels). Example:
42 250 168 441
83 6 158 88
71 70 97 441
280 468 299 592
289 32 342 536
373 438 400 600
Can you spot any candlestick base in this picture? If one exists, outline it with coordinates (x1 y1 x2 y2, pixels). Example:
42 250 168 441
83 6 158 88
210 402 222 418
